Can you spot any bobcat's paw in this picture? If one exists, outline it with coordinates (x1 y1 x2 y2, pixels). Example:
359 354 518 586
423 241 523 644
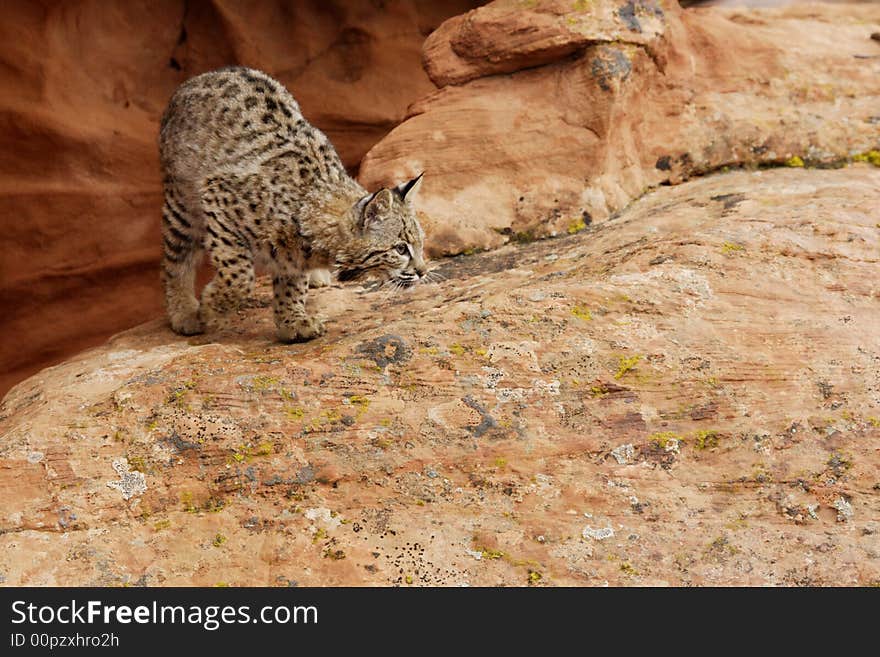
277 316 325 343
170 312 204 336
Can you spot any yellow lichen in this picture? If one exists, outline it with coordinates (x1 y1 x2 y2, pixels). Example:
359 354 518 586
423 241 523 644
853 150 880 167
478 547 505 560
827 452 853 471
251 375 279 392
619 562 638 576
153 519 171 531
693 430 719 450
785 155 805 167
751 463 772 483
494 457 508 469
589 385 609 398
286 406 305 420
650 432 683 449
126 455 147 472
448 343 466 356
868 416 880 428
348 395 370 417
212 533 227 547
614 354 641 380
567 217 587 235
528 570 543 585
511 231 535 244
707 535 738 556
571 305 592 321
721 242 745 255
180 491 197 513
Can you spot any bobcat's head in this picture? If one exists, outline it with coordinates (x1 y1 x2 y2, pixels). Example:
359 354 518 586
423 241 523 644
336 173 428 287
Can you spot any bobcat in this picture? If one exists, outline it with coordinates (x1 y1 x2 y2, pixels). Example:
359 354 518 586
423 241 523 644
158 66 427 342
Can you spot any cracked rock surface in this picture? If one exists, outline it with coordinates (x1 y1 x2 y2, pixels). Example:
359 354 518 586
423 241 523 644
2 166 878 586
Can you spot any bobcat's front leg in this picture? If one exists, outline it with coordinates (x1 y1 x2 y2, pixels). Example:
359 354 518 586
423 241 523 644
270 249 325 343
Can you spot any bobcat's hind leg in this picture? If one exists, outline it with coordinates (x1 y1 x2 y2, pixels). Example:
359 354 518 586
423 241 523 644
199 241 256 329
162 193 203 335
197 183 257 330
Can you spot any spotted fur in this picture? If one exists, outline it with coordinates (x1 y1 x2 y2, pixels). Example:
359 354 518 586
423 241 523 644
159 66 427 342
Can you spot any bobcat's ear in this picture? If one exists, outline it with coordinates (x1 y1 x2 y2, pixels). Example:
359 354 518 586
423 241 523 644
394 172 424 203
361 188 394 231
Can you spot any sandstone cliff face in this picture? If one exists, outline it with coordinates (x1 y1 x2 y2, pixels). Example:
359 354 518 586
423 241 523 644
0 0 480 396
359 0 880 257
2 165 878 586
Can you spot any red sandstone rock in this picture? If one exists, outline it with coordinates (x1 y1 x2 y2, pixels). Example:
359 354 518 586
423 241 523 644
0 0 480 396
2 166 878 586
360 1 880 257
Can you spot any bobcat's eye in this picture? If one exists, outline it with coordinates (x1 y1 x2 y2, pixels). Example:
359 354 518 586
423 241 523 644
395 243 409 256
